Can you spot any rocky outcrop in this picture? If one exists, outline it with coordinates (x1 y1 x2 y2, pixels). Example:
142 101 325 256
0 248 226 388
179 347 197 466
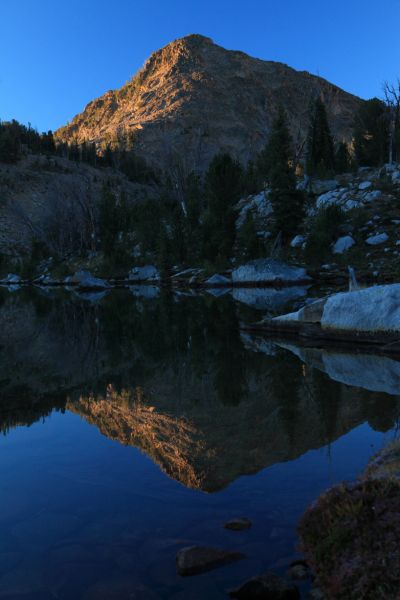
56 34 361 172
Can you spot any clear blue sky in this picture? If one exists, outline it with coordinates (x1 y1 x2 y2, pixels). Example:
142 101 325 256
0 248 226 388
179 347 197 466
1 0 399 132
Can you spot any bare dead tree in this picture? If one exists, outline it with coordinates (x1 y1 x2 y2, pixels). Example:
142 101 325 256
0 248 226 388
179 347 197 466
383 80 400 165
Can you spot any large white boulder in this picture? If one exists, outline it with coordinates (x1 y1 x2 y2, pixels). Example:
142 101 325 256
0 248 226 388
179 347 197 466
232 259 310 284
129 265 160 282
332 236 355 254
366 233 389 245
321 284 400 332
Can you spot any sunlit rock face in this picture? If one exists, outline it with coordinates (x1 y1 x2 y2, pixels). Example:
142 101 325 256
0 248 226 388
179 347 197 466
56 34 361 171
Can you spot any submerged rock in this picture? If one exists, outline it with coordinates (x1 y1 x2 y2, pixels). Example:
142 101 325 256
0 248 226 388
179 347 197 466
230 572 299 599
232 259 310 284
176 545 245 576
224 518 252 531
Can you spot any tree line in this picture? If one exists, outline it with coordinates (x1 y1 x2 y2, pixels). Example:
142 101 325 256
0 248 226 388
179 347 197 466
1 83 400 272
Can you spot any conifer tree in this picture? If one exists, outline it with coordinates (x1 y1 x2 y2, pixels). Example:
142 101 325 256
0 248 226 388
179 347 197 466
335 142 351 173
0 127 20 163
156 226 172 279
237 211 261 260
203 153 243 264
306 97 335 177
185 171 203 264
98 185 120 256
244 159 262 195
354 98 388 166
264 107 305 242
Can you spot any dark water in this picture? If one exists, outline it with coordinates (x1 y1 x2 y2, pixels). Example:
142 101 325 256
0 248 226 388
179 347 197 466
0 286 398 599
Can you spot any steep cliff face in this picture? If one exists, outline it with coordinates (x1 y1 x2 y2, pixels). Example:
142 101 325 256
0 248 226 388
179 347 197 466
56 34 361 171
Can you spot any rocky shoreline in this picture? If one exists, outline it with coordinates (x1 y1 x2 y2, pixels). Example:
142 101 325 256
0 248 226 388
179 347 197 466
246 283 400 353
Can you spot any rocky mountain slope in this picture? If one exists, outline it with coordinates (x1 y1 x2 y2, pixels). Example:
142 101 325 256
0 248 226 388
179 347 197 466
0 155 153 256
56 34 361 171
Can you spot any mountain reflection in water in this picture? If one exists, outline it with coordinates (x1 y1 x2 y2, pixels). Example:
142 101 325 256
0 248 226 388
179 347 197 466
0 287 399 488
0 287 399 599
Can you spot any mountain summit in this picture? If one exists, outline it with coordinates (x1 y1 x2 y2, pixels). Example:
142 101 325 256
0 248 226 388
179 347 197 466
56 34 361 171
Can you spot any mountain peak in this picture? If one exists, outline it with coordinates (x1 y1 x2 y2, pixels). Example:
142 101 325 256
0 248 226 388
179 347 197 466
56 37 361 172
172 33 214 46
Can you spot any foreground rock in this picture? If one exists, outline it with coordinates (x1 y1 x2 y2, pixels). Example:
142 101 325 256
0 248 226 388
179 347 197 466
230 572 299 599
232 259 310 285
299 477 400 599
224 518 252 531
254 284 400 348
176 546 245 576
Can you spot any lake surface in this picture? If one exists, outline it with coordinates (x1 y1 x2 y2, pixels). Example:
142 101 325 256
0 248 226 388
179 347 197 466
0 285 398 599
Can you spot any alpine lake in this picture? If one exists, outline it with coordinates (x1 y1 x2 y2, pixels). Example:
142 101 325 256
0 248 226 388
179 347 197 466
0 283 398 599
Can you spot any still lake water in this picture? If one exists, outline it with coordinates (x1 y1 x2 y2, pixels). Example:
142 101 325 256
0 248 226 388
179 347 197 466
0 285 398 599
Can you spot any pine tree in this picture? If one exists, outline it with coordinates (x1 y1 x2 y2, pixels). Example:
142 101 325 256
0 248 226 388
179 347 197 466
335 142 351 173
0 127 20 163
354 98 388 167
98 185 119 256
237 211 261 260
156 226 172 279
203 153 243 264
306 97 335 177
264 107 305 242
185 171 203 264
244 159 262 195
